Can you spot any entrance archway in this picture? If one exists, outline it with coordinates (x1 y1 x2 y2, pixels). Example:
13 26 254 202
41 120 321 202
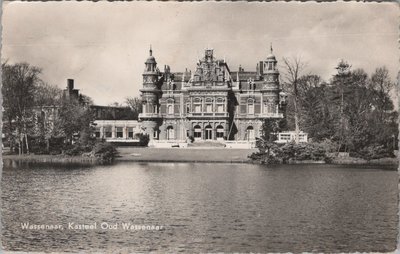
205 125 213 140
246 126 254 141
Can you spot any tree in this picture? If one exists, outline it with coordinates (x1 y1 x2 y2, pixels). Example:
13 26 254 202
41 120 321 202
296 75 335 142
256 118 284 155
32 82 63 152
125 96 142 119
370 67 394 119
367 67 398 152
330 60 352 152
282 56 307 144
56 95 95 147
2 62 42 154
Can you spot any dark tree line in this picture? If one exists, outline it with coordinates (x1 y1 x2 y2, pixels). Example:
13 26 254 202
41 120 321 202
280 60 398 158
2 62 143 155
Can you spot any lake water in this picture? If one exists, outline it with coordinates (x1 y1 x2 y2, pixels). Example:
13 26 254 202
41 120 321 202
1 160 398 252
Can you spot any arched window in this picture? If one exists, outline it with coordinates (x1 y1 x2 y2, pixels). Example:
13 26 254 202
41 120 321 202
246 126 254 141
166 126 174 140
167 99 174 115
216 125 224 139
194 125 202 139
248 98 255 115
167 105 173 114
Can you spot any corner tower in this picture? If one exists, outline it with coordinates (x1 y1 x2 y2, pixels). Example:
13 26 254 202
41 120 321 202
262 44 279 87
260 44 286 118
139 46 161 140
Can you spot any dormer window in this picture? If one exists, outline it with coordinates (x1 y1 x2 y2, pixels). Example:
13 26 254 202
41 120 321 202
248 78 255 90
167 80 175 90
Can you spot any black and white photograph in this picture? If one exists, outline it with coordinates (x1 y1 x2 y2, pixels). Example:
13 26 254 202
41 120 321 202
1 1 399 253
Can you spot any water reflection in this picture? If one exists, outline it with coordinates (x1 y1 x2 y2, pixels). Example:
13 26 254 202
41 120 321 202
2 160 398 252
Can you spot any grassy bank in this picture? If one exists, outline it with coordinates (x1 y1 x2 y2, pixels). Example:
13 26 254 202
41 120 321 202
2 154 98 164
3 148 398 166
331 156 398 166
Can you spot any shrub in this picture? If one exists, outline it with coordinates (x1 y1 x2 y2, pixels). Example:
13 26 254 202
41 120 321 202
138 133 150 146
92 142 118 164
250 141 329 164
352 144 394 160
49 137 65 155
63 144 82 156
28 136 47 155
277 142 327 162
188 136 194 143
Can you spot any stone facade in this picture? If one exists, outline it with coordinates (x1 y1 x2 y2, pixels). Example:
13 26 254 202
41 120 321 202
139 46 287 141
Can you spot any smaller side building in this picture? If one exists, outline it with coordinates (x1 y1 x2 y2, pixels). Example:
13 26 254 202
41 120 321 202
93 120 142 143
276 131 308 143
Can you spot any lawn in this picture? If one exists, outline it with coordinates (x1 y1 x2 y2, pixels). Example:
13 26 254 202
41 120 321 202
116 147 258 163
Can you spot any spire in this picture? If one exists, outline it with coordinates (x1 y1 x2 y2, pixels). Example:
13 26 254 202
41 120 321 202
149 45 153 56
270 42 273 54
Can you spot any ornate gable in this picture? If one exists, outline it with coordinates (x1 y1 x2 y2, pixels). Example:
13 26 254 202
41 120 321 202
191 49 229 88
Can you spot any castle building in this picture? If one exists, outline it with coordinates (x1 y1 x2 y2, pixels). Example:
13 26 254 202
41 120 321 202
139 46 287 142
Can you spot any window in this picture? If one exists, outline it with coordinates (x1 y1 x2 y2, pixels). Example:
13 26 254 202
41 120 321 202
265 102 275 113
166 99 174 115
166 126 174 140
116 127 123 138
105 127 112 138
95 128 101 138
194 125 202 138
194 98 202 113
186 104 190 113
128 128 134 138
216 98 224 113
248 99 255 115
168 105 174 115
280 134 291 141
206 104 212 113
248 104 254 114
205 98 213 113
216 125 224 138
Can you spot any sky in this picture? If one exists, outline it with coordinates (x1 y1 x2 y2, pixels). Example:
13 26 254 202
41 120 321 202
2 1 398 106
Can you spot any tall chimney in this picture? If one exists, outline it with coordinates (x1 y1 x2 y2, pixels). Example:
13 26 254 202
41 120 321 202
67 79 74 90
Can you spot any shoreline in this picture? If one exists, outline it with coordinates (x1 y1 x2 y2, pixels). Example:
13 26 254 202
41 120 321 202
2 147 398 166
2 154 98 164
